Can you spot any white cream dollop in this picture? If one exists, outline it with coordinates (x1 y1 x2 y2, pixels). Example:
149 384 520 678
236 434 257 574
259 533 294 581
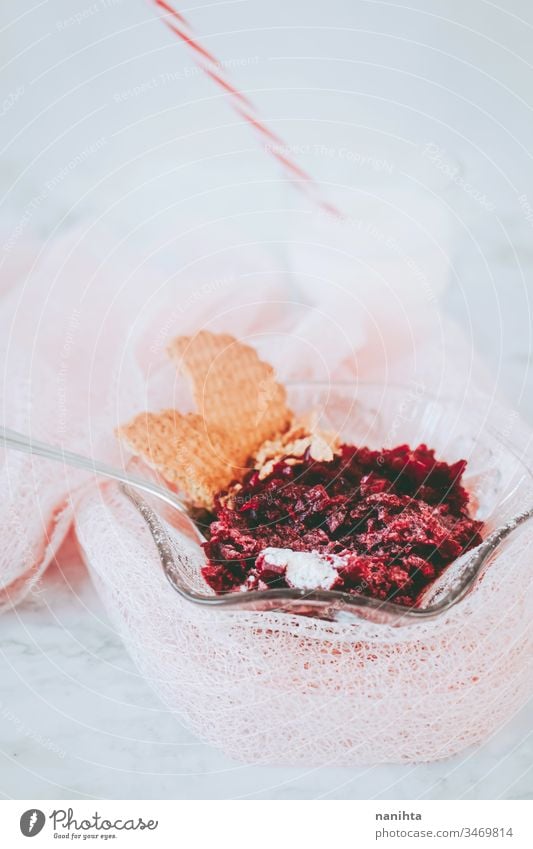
258 547 345 591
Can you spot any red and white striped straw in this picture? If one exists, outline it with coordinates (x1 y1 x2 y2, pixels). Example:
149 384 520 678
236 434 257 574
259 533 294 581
152 0 342 216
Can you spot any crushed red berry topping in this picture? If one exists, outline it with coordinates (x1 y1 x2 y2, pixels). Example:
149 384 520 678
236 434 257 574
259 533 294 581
202 443 483 607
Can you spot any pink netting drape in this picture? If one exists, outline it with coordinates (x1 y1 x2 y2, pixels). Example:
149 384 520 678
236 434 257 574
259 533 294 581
1 227 532 765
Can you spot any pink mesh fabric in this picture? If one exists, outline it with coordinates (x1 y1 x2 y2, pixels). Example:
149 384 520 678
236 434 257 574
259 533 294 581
75 397 533 766
0 228 298 608
1 228 532 765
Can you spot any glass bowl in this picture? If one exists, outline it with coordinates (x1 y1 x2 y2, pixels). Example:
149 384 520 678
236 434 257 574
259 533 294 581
89 382 533 765
131 381 533 627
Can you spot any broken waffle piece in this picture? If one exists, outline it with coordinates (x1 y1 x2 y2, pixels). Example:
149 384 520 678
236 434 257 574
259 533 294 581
118 332 294 509
168 331 292 459
118 410 241 509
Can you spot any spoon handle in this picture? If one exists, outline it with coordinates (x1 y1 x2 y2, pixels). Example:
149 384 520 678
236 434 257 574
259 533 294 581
0 426 203 539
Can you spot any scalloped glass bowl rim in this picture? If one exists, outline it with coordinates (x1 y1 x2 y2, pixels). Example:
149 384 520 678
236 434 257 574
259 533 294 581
129 380 533 626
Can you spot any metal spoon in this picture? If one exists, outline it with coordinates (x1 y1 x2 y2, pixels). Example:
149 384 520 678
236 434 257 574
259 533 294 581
0 426 207 543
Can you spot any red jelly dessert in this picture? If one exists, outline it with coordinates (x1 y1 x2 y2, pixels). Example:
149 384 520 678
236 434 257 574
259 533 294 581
202 443 483 607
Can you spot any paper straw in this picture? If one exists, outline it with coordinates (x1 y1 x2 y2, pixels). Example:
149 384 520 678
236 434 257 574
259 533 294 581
152 0 341 216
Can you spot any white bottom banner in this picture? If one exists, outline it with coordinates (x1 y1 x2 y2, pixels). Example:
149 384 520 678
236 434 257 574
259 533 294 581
1 800 531 848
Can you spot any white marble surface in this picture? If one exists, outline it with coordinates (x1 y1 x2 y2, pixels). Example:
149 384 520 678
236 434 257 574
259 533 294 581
1 0 533 799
